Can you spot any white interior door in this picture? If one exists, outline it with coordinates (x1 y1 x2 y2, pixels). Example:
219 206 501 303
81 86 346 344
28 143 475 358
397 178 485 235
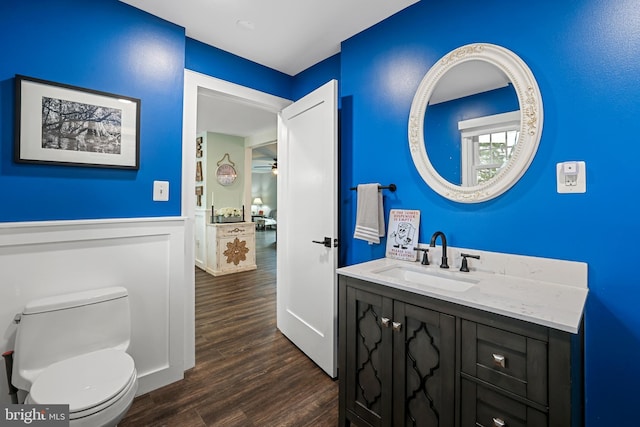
277 80 338 377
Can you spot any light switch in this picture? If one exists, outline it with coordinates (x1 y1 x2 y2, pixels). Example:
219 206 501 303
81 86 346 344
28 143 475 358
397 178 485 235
557 161 586 193
153 181 169 201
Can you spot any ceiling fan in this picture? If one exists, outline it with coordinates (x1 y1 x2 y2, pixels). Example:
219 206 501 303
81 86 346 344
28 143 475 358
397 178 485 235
252 158 277 174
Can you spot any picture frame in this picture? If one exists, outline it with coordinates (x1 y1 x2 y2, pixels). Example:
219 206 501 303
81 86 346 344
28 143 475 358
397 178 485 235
195 185 204 206
196 136 203 158
14 75 141 170
196 161 203 181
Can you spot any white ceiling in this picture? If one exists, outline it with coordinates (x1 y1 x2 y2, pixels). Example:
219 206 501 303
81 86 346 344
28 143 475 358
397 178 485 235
121 0 509 149
119 0 418 151
197 87 277 137
430 60 511 105
197 88 278 171
120 1 511 173
120 0 419 76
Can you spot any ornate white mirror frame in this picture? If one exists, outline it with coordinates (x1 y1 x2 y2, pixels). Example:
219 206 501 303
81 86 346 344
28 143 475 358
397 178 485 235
408 43 543 203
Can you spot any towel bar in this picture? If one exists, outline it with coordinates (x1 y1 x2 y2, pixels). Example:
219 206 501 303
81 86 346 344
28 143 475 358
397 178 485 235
350 184 396 192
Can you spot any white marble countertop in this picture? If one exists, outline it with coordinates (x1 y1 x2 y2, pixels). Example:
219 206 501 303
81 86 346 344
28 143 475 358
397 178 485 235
336 248 588 334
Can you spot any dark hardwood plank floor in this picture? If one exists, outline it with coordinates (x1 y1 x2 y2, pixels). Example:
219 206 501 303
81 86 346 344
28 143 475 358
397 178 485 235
120 229 339 426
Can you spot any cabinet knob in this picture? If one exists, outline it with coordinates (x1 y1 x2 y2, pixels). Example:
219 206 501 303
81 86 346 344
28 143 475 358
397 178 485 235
492 417 506 427
381 317 391 328
392 321 402 332
492 353 506 368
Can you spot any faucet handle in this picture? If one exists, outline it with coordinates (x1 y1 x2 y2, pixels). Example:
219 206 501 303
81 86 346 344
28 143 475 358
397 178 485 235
460 253 480 272
414 247 430 265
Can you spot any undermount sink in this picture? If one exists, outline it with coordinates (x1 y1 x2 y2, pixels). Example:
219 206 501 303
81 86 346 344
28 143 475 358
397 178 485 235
373 265 479 292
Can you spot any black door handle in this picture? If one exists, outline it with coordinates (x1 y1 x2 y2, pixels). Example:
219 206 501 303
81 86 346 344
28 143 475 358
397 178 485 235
312 237 338 248
312 237 332 248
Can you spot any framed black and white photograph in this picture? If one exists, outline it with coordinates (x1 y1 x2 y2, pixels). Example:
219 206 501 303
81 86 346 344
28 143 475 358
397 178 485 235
14 75 140 169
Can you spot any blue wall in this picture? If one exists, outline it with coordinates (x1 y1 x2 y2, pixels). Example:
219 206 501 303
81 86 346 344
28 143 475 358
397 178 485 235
291 53 341 101
2 0 638 424
186 37 293 100
338 0 640 425
0 0 185 221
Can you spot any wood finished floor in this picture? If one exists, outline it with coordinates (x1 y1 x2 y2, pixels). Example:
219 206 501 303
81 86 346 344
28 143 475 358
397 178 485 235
120 229 339 427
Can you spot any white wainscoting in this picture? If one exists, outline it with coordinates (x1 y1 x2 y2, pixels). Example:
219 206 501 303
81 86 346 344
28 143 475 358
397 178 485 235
194 208 207 269
0 217 187 404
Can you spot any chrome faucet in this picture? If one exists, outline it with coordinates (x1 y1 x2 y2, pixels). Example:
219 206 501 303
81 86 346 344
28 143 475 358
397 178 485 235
429 231 449 269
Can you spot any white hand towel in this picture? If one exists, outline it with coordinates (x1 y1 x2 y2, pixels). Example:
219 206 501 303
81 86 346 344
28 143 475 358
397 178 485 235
354 183 385 244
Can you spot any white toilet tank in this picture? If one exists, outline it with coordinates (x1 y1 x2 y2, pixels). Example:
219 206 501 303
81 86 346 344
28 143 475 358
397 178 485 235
12 287 132 391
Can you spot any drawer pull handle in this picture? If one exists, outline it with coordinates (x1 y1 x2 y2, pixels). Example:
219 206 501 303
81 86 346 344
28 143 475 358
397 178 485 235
381 317 391 328
392 321 402 332
492 417 506 427
492 353 506 368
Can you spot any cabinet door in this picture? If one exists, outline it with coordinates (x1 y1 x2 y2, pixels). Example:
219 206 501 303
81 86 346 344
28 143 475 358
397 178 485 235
217 233 255 273
344 286 394 427
392 301 456 427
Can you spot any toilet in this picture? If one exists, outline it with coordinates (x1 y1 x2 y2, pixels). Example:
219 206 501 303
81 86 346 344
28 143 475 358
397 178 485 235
12 287 138 427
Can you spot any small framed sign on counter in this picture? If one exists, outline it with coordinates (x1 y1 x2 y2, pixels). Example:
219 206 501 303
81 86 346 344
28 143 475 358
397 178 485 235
385 209 421 261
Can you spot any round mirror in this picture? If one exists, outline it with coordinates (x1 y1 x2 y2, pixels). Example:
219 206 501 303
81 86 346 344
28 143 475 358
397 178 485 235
409 43 543 203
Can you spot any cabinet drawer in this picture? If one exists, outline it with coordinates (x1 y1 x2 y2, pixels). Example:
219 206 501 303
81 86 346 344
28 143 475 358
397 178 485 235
217 224 252 237
461 320 548 404
461 379 547 427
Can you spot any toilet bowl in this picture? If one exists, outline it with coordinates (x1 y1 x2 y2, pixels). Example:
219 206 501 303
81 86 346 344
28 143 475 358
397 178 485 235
12 287 138 427
25 349 138 427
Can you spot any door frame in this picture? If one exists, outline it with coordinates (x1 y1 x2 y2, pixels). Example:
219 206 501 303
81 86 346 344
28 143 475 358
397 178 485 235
182 69 291 369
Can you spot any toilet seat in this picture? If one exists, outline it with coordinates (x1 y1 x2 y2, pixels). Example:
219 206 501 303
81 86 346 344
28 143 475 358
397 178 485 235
28 349 136 419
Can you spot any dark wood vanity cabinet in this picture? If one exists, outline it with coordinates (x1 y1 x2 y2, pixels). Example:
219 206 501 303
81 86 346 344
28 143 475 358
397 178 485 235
338 276 583 427
339 284 456 426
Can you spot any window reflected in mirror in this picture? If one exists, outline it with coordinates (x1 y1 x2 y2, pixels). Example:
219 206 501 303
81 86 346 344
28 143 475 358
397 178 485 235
460 111 520 186
425 77 519 186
